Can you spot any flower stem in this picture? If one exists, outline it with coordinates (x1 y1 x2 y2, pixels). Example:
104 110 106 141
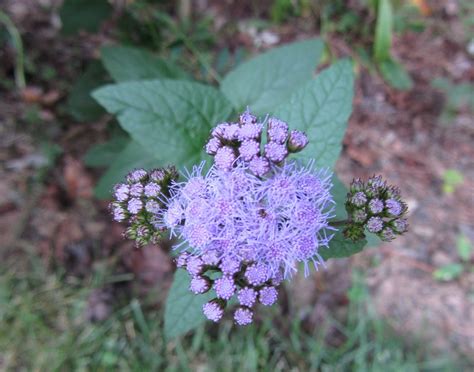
329 219 350 227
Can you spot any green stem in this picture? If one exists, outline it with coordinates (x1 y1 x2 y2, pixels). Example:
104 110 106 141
0 10 26 89
329 219 350 227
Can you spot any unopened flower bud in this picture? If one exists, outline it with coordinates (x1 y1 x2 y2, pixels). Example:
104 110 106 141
234 307 253 326
203 300 224 322
287 130 308 153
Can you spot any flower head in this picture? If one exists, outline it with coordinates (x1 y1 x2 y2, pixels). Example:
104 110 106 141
203 301 224 322
158 160 334 279
287 130 308 152
237 287 257 307
259 286 278 306
234 307 253 325
215 146 236 171
267 118 288 143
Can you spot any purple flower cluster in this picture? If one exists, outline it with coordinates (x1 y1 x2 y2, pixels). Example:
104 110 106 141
110 166 179 246
344 175 408 241
109 109 410 328
158 155 335 324
205 110 308 176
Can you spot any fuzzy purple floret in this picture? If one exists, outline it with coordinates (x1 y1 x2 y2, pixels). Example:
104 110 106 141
239 140 260 161
186 256 204 276
248 156 270 176
288 130 308 151
112 204 126 222
367 216 383 233
145 200 161 214
129 183 143 197
149 169 165 182
214 276 236 300
393 218 408 233
239 111 257 125
189 276 210 294
234 307 253 326
176 252 189 268
245 264 269 286
144 182 161 198
202 250 220 266
259 286 278 306
212 123 228 138
205 137 221 155
114 184 129 202
352 209 367 223
127 169 148 183
215 146 236 171
267 118 288 143
351 192 367 207
127 198 142 214
264 142 288 163
238 124 262 141
203 302 223 322
220 257 241 275
237 287 257 307
369 198 384 214
222 124 240 141
386 199 402 216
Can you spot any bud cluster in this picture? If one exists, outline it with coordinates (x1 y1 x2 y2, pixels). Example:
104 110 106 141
177 252 281 326
110 166 179 246
205 110 308 176
344 175 408 241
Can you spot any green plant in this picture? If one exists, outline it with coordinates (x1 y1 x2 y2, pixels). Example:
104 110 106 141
432 77 474 125
433 233 473 282
442 169 464 194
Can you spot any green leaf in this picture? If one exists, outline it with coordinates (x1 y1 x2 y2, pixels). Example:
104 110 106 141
433 264 463 282
83 134 129 168
331 175 349 220
94 140 162 199
164 270 214 340
456 234 472 262
101 45 189 83
374 0 393 62
442 169 464 194
275 59 354 169
66 61 108 122
93 80 233 168
220 38 324 114
60 0 112 35
379 59 413 91
320 231 367 260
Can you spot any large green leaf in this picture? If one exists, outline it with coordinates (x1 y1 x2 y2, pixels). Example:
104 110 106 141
101 45 189 83
94 140 162 199
275 59 354 169
220 38 324 114
331 175 349 220
83 133 129 168
66 61 107 122
93 80 233 168
320 231 367 260
164 270 214 340
60 0 112 35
